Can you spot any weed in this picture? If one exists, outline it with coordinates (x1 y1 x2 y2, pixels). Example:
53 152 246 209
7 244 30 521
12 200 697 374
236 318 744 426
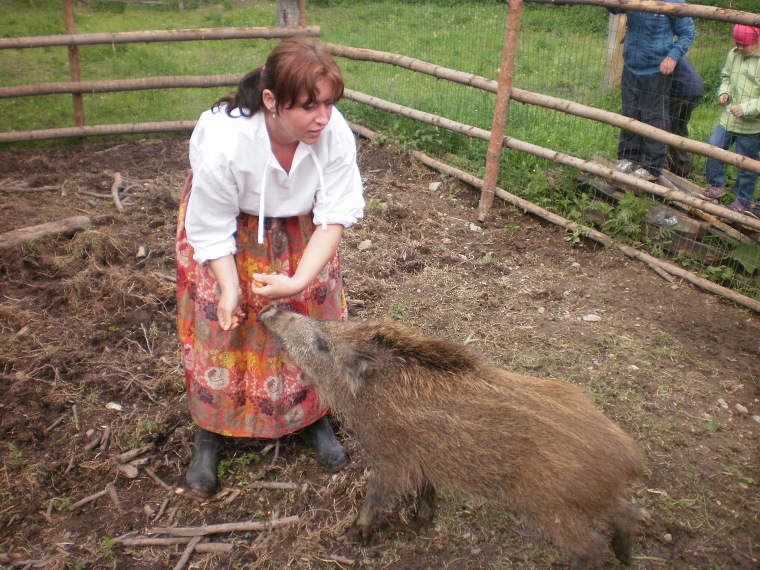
366 197 388 214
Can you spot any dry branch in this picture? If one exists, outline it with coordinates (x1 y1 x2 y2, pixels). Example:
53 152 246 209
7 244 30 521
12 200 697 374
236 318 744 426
106 483 123 512
68 488 109 511
172 536 202 570
115 443 154 463
148 515 300 537
0 216 93 250
111 172 124 212
145 467 173 491
44 415 66 433
248 481 297 490
0 185 60 193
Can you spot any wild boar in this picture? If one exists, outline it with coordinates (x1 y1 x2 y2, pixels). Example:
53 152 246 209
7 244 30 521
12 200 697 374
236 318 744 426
257 305 644 569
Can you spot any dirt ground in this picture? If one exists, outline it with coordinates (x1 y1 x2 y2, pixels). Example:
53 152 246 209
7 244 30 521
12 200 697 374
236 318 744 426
0 135 758 570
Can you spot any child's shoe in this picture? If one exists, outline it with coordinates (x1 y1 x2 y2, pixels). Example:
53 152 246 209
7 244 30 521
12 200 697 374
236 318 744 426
701 185 726 200
726 200 745 213
632 167 657 182
614 159 635 174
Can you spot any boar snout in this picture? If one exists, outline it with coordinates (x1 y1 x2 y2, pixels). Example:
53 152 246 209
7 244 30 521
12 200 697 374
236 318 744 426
256 304 279 323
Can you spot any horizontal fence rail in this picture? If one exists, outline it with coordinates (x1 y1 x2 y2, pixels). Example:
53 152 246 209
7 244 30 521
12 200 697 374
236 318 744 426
0 26 320 50
527 0 760 25
343 88 760 232
325 44 760 176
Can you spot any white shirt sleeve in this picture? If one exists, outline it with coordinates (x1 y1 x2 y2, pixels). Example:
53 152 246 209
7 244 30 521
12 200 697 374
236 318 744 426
312 111 365 229
185 111 241 264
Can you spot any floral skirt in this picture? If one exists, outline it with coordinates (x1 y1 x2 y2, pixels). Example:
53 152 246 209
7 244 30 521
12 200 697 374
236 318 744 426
176 172 347 438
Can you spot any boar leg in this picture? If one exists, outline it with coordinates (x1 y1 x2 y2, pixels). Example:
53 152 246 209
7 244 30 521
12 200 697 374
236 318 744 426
345 474 386 543
611 501 639 565
411 480 436 528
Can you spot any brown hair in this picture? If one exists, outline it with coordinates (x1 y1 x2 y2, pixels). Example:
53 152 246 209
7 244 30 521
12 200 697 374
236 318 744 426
214 37 344 117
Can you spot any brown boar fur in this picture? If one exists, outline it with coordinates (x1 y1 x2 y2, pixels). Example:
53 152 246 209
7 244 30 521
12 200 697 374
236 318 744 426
257 306 645 569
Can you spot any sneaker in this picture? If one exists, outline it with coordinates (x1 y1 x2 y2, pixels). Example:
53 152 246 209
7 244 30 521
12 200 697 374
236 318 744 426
726 200 745 213
632 167 657 182
701 185 726 200
615 159 635 174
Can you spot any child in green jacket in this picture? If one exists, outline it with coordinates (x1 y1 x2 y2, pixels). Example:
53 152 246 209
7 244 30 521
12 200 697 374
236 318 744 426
702 25 760 217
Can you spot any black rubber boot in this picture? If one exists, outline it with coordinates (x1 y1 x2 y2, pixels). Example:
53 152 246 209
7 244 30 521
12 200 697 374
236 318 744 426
186 427 223 496
299 416 349 472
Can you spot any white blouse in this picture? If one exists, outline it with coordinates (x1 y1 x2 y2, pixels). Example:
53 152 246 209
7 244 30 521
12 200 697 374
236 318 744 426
185 105 364 263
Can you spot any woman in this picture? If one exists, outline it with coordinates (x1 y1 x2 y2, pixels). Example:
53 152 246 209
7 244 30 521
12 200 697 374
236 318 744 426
176 37 364 495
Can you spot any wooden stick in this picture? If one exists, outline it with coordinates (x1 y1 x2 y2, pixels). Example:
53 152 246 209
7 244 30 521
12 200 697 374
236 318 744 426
0 185 60 193
117 537 233 552
99 424 111 452
44 415 66 433
326 554 356 566
145 467 173 491
148 515 299 537
248 481 297 490
111 172 124 212
172 535 202 570
115 443 154 463
71 404 80 431
84 433 102 451
106 483 123 512
154 493 171 521
0 216 93 250
68 488 109 511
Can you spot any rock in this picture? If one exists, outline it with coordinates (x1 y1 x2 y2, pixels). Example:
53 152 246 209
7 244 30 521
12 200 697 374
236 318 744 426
429 181 442 192
582 314 601 322
718 398 729 409
469 223 482 233
663 533 673 542
752 415 760 424
735 403 748 414
357 239 372 251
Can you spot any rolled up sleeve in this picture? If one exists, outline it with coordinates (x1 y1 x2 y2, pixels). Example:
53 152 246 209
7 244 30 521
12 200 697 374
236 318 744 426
186 141 241 263
312 121 365 228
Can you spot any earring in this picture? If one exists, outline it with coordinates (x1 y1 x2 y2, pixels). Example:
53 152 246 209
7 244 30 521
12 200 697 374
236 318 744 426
270 109 276 118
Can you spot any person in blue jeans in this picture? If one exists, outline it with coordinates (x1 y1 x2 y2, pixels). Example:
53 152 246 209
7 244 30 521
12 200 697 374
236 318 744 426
702 25 760 217
667 55 704 178
611 1 696 182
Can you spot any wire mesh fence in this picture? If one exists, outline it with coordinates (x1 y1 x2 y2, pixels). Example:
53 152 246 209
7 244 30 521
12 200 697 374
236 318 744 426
0 0 758 301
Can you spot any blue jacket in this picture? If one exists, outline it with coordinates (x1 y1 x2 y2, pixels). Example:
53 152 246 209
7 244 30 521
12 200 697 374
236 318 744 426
616 0 696 76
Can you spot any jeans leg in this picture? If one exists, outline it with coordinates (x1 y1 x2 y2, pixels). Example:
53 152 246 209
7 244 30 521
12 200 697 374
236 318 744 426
618 68 642 163
638 73 670 175
733 132 760 206
705 125 732 188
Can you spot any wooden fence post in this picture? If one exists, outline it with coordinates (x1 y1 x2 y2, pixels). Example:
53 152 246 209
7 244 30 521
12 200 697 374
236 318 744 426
603 12 626 91
276 0 300 27
63 0 86 143
477 0 523 222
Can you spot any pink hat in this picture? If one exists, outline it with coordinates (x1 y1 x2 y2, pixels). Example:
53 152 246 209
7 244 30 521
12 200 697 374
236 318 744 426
733 25 759 46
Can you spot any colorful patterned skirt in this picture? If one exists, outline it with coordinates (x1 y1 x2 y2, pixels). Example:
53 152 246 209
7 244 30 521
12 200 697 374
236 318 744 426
176 172 347 438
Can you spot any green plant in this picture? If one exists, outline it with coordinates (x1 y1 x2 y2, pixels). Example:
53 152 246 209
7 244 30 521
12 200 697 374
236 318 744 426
365 197 388 214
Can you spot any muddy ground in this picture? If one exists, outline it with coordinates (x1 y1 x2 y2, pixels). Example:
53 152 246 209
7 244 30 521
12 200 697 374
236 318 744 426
0 135 758 569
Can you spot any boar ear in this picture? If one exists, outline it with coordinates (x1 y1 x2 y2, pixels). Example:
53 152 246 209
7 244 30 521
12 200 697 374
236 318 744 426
336 346 378 397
